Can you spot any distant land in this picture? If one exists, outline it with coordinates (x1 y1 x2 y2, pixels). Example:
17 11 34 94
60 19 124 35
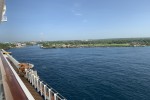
0 42 36 49
39 38 150 49
1 38 150 50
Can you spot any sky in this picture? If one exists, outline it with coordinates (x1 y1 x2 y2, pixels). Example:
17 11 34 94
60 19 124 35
0 0 150 42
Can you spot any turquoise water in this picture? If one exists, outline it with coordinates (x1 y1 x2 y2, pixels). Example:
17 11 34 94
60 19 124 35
9 46 150 100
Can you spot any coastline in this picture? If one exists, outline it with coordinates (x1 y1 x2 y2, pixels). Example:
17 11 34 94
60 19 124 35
40 46 147 49
40 44 146 49
39 38 149 49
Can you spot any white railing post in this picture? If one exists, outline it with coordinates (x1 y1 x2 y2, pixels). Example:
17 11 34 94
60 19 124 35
37 79 39 92
31 74 33 84
40 82 43 96
30 73 32 83
54 93 57 100
48 89 51 100
28 72 30 81
34 76 36 88
25 69 28 78
44 85 47 100
32 74 34 86
25 70 27 78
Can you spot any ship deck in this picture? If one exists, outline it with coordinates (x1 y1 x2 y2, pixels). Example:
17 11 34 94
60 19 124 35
0 50 64 100
7 57 44 100
0 52 28 100
0 61 4 100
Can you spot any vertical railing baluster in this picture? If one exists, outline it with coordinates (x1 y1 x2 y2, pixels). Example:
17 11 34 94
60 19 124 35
37 79 39 92
40 81 43 96
49 89 51 100
44 85 46 100
34 76 36 88
54 93 57 100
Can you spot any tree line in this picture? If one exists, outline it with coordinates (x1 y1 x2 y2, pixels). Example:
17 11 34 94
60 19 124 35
39 38 150 48
0 43 15 49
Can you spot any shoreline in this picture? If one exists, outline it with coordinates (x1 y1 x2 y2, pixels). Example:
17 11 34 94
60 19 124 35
40 45 147 49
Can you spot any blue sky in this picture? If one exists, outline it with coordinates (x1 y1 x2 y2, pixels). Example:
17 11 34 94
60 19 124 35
0 0 150 42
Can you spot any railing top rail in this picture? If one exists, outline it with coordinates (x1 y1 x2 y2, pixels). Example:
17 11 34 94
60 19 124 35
0 51 35 100
2 49 67 100
37 75 67 99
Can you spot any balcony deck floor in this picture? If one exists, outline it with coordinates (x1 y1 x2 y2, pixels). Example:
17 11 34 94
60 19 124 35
7 58 44 100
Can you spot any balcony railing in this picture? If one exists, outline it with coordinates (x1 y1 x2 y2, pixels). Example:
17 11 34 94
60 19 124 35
25 69 67 100
4 49 67 100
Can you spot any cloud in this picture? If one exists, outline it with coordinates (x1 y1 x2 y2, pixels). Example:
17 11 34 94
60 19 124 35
71 2 83 16
40 32 44 36
83 19 87 23
75 13 82 16
71 2 88 23
71 9 82 16
73 3 81 8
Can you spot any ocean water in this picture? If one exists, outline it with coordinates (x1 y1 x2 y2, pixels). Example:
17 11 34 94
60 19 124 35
8 46 150 100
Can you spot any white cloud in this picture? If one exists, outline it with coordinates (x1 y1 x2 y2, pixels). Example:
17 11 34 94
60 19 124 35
75 13 82 16
40 32 44 36
73 3 80 8
83 19 88 23
71 2 83 16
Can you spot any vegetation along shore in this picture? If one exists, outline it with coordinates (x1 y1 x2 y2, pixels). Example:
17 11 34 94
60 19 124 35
39 38 150 49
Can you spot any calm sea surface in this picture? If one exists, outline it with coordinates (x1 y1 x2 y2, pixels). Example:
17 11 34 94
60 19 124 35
8 46 150 100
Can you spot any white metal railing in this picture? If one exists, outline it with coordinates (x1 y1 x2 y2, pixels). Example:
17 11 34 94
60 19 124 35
7 54 20 68
1 49 20 68
1 49 67 100
25 69 67 100
1 51 35 100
